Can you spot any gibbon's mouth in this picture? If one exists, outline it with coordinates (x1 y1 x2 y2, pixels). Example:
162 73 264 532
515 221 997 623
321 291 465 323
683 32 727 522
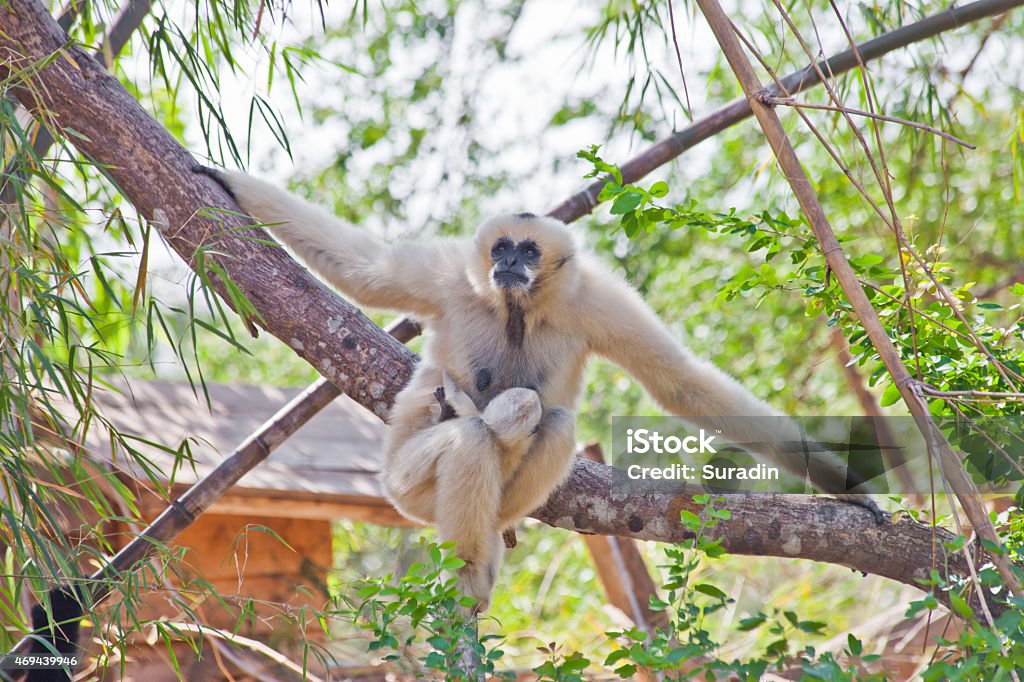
493 271 530 288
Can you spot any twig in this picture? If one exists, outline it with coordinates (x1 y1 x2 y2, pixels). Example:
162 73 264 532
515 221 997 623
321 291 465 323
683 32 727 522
665 0 692 118
759 95 975 148
920 387 1024 400
149 621 327 682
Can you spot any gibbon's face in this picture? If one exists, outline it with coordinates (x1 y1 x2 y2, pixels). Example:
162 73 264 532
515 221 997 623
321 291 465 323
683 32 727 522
472 213 578 302
490 236 541 290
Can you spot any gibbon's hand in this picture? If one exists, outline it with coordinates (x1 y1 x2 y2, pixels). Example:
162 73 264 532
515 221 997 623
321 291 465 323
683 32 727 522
192 164 237 202
834 494 886 523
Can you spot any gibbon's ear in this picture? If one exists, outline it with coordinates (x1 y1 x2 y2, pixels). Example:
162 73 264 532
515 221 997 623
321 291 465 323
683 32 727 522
23 586 84 682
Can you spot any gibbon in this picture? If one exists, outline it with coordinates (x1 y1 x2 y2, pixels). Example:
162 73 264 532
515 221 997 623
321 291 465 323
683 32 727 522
195 167 882 611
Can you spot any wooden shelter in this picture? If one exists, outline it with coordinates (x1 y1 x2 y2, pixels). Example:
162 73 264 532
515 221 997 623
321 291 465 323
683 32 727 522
77 377 404 624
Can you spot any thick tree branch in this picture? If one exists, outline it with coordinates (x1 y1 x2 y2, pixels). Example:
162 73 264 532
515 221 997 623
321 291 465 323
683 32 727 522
535 458 987 613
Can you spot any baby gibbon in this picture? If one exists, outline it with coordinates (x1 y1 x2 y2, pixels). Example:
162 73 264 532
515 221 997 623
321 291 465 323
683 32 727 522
196 167 882 611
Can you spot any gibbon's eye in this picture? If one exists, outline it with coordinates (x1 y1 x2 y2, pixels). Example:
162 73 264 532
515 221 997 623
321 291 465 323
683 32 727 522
491 239 511 260
520 240 541 263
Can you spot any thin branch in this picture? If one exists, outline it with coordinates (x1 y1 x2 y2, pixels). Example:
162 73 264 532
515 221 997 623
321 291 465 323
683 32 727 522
759 95 975 148
920 387 1024 400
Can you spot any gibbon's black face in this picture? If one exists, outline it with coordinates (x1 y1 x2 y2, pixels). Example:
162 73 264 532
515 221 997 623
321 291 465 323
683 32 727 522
491 236 541 290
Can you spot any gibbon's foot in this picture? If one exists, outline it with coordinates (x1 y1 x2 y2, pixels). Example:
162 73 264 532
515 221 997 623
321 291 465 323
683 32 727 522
434 386 459 422
191 164 237 201
502 527 517 548
835 494 885 524
26 585 85 682
457 561 495 614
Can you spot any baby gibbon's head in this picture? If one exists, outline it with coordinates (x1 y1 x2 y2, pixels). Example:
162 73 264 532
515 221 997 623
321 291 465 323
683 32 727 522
471 213 579 304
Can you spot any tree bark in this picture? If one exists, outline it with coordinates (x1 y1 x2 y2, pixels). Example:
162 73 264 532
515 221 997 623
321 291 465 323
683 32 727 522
0 0 999 616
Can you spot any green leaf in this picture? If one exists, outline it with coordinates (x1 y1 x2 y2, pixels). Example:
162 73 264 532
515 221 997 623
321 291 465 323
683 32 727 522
649 181 669 198
949 593 975 621
848 634 862 656
694 582 728 600
679 509 702 530
738 613 767 631
614 663 637 677
880 382 901 407
851 254 884 267
610 192 644 214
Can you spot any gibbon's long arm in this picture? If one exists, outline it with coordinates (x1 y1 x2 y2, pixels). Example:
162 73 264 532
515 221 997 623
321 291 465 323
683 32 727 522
198 169 447 318
583 262 881 518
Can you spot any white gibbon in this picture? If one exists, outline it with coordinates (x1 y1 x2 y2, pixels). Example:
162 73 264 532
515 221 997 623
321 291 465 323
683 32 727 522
195 167 882 611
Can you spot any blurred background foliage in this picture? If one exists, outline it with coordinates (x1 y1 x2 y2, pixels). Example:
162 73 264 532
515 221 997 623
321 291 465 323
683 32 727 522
3 0 1024 677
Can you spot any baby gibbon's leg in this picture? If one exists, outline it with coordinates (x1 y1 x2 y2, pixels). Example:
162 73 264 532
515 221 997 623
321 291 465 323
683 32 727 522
498 406 577 526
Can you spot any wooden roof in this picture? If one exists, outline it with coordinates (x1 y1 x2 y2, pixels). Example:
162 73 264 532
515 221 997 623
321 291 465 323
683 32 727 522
77 377 407 523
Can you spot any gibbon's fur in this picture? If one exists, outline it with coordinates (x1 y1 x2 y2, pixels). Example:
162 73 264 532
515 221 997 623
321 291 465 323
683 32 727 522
197 167 882 610
21 587 82 682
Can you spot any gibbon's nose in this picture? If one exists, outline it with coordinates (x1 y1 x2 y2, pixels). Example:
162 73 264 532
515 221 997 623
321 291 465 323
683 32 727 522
502 255 519 267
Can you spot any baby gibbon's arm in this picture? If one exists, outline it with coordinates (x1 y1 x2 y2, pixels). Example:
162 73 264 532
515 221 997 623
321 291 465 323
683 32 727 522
582 262 879 513
199 169 447 317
